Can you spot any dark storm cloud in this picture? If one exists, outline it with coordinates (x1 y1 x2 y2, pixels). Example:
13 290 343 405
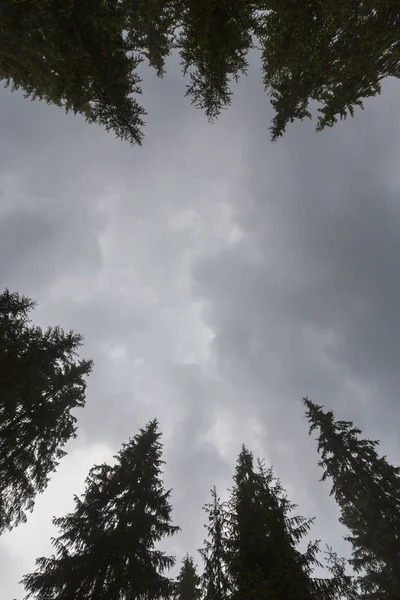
162 363 233 556
190 77 400 555
1 54 400 598
0 60 247 599
193 78 400 432
0 206 103 296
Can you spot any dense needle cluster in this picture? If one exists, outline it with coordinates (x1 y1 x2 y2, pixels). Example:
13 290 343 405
1 0 398 143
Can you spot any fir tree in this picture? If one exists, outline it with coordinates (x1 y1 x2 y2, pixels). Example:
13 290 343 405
259 0 400 140
199 487 230 600
304 397 400 600
200 445 358 600
0 0 146 145
174 554 202 600
21 419 180 600
1 1 398 143
177 0 256 122
227 445 316 600
0 288 93 533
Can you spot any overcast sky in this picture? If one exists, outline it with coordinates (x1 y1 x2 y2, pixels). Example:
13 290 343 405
1 54 400 598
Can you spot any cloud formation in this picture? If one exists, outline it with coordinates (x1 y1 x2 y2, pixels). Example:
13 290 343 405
1 58 400 598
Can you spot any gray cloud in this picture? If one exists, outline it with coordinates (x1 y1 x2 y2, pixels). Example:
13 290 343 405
1 59 400 598
193 78 400 428
190 76 400 556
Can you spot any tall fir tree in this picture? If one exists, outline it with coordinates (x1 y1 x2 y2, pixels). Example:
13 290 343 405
22 419 180 600
258 0 400 140
200 445 358 600
227 445 316 600
0 288 93 533
199 487 230 600
304 397 400 600
174 554 202 600
1 1 398 143
177 0 256 122
1 0 146 145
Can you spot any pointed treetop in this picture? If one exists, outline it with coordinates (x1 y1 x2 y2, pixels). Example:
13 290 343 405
174 554 202 600
0 288 93 533
21 419 179 600
304 397 400 599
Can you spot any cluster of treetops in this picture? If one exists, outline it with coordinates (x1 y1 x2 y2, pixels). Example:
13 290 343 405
1 287 400 599
1 0 399 145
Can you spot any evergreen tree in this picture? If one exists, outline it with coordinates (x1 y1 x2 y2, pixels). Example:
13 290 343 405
0 0 146 145
177 0 256 122
0 288 93 534
174 554 202 600
199 487 230 600
21 419 180 600
1 1 398 143
258 0 400 140
200 445 358 600
304 397 400 600
227 445 317 600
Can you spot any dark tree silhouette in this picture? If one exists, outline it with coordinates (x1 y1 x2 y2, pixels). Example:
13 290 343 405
22 419 180 600
0 288 92 533
174 554 202 600
200 445 358 600
1 1 398 143
305 397 400 600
